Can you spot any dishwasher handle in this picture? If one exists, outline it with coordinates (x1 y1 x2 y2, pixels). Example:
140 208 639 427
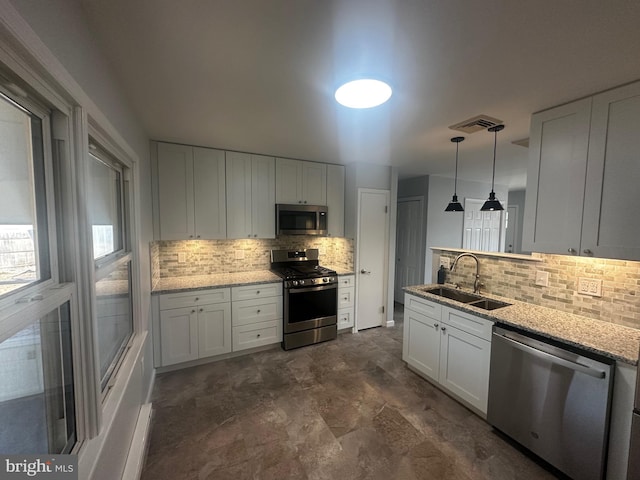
496 332 606 379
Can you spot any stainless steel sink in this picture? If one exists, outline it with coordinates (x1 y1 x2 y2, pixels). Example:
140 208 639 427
423 287 481 304
467 298 511 310
423 286 511 311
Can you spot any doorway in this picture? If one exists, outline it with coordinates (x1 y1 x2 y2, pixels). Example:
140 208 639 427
394 197 424 303
356 188 390 331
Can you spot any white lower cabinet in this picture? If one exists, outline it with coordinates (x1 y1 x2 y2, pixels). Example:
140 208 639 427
231 283 283 351
403 293 493 415
158 288 231 366
337 275 355 330
155 282 284 368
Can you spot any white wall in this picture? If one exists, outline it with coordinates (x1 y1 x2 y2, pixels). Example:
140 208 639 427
3 0 153 478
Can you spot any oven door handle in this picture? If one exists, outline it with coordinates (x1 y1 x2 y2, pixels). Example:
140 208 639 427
288 284 337 294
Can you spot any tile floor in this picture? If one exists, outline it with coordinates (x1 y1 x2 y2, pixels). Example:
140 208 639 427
142 306 561 480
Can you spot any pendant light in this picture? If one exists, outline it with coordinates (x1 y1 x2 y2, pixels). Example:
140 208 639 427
445 136 465 212
480 124 505 211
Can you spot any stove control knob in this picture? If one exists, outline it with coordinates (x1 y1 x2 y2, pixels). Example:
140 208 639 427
292 280 299 287
328 277 334 283
322 277 328 283
311 278 316 284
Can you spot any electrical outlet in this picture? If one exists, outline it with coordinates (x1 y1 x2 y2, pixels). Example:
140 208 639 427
578 277 602 297
177 252 186 263
439 257 450 269
235 250 245 260
535 270 549 287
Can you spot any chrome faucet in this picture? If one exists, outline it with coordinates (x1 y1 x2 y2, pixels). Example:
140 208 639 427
450 253 481 293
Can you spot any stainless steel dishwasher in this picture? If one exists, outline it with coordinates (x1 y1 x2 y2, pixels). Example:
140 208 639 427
487 325 615 480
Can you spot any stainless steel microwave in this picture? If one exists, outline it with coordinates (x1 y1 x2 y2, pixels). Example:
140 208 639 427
276 204 327 236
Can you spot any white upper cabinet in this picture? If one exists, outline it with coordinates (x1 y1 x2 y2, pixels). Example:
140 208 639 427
226 152 276 239
582 82 640 260
326 164 345 237
276 158 327 205
156 142 226 240
523 80 640 260
193 147 227 239
522 98 592 255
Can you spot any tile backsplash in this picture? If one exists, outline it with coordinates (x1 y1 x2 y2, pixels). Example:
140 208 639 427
152 236 353 279
437 250 640 330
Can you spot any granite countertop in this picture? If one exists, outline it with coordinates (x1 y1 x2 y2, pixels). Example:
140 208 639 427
404 283 640 366
153 270 282 295
326 265 355 276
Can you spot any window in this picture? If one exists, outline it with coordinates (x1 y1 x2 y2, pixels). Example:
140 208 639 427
0 302 76 454
0 93 51 298
88 151 123 260
87 141 133 392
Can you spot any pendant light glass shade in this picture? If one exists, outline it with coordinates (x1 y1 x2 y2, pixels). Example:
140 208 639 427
481 124 505 212
445 137 465 212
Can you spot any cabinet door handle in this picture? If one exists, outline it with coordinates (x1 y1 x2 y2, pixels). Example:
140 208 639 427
256 291 260 295
568 248 576 254
195 297 199 301
191 309 196 313
583 249 592 255
189 235 194 239
254 234 257 237
199 308 203 312
257 333 261 338
196 235 201 239
257 309 261 314
433 323 439 329
441 327 447 334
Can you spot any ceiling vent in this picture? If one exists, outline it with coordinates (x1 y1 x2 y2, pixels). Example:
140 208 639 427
449 115 503 134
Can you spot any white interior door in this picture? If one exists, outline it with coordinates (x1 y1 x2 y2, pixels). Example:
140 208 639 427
463 198 503 252
395 198 423 303
356 189 390 331
505 205 518 253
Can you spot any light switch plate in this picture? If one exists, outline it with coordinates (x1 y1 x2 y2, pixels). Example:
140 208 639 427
535 270 549 287
177 252 186 263
439 257 450 268
578 277 602 297
235 250 245 260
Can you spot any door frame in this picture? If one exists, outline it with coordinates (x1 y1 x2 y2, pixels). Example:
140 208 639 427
355 188 390 332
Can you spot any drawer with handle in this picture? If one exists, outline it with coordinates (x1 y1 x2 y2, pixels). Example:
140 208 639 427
232 297 282 326
233 320 281 351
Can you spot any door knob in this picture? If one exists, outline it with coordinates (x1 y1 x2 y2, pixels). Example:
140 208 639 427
360 269 371 274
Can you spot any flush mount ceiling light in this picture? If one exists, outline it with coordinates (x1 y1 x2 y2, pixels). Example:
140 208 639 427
334 79 392 108
445 136 465 212
480 124 505 212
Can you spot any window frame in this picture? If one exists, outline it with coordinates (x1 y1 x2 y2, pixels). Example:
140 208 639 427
86 131 138 399
0 87 60 312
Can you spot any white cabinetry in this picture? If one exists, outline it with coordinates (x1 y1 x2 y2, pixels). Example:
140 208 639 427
403 294 493 415
276 158 327 205
523 81 640 260
337 274 355 330
226 152 276 239
231 283 282 351
158 288 231 366
156 142 226 240
326 164 345 237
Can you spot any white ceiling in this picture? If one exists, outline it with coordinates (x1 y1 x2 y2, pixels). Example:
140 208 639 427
80 0 640 188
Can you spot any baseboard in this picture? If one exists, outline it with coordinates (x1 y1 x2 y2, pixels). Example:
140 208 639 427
121 403 153 480
386 320 395 327
144 370 155 404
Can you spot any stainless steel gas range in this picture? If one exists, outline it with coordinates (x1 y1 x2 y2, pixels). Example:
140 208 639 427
270 249 338 350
